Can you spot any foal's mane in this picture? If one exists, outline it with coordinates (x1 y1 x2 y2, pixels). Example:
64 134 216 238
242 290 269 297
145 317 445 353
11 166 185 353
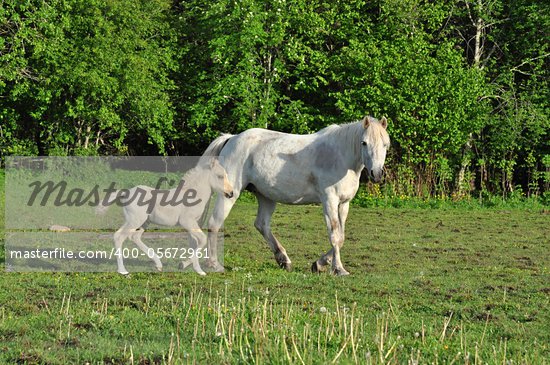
180 161 209 186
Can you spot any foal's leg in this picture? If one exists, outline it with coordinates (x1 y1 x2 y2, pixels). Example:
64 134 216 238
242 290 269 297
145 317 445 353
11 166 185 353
113 225 132 275
207 193 239 272
129 228 163 272
254 193 292 271
114 208 150 275
312 201 350 273
179 221 207 276
189 230 208 276
314 195 349 276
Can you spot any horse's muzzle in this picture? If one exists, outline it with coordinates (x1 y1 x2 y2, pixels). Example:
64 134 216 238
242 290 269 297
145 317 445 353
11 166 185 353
224 191 234 199
369 169 383 183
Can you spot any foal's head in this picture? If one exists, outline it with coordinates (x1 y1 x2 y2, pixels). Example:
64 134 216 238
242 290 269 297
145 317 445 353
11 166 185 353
360 116 390 183
207 158 234 199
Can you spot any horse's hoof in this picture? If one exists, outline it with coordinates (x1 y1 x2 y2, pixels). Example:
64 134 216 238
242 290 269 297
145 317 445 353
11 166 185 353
279 261 292 272
206 261 225 272
196 271 207 276
311 261 321 273
118 270 130 276
332 268 350 276
212 264 225 272
156 266 163 272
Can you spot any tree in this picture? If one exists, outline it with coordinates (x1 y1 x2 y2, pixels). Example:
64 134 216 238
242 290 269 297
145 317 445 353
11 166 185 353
0 0 177 157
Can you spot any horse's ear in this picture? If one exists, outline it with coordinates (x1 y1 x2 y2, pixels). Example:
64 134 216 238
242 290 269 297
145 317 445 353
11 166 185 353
362 116 370 129
380 116 388 130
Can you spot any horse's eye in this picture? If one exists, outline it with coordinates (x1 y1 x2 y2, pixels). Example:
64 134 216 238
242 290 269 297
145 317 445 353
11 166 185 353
361 141 367 146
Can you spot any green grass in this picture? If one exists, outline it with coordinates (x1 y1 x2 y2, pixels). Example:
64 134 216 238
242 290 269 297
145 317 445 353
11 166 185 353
1 169 549 364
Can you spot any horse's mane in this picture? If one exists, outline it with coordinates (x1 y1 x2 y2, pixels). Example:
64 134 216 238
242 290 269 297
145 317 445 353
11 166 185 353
316 120 364 157
317 120 364 136
366 122 390 148
318 119 388 145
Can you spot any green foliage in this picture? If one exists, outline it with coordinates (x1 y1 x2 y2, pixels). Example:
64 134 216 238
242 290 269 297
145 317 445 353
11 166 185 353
352 183 549 210
1 0 548 198
334 37 488 165
1 0 177 156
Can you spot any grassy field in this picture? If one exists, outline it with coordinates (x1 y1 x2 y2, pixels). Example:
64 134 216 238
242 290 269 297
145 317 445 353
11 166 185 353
1 170 549 364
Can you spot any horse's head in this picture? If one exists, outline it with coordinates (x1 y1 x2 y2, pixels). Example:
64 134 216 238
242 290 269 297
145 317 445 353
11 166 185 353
209 158 234 199
360 116 390 183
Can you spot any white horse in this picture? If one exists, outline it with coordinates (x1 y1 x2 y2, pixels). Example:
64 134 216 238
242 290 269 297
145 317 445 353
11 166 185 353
97 158 234 275
202 116 390 275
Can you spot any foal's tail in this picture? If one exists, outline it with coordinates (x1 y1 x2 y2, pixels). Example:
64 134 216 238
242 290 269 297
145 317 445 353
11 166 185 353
94 190 119 216
95 204 110 216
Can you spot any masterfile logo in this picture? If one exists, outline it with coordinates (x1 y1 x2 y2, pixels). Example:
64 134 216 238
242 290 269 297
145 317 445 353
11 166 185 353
5 156 225 273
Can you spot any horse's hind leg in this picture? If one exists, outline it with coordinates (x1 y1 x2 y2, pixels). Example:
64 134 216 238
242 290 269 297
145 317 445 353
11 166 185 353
254 193 292 271
129 228 163 272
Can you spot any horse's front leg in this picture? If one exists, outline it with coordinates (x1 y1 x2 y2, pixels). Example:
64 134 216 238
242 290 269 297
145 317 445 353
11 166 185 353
313 198 349 276
312 200 350 273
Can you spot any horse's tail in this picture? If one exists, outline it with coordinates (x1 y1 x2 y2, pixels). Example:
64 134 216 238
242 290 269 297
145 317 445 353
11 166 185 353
202 134 234 157
94 190 119 216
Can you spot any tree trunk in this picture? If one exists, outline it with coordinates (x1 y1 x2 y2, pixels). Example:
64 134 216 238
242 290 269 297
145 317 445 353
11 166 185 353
455 0 484 196
455 133 473 196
